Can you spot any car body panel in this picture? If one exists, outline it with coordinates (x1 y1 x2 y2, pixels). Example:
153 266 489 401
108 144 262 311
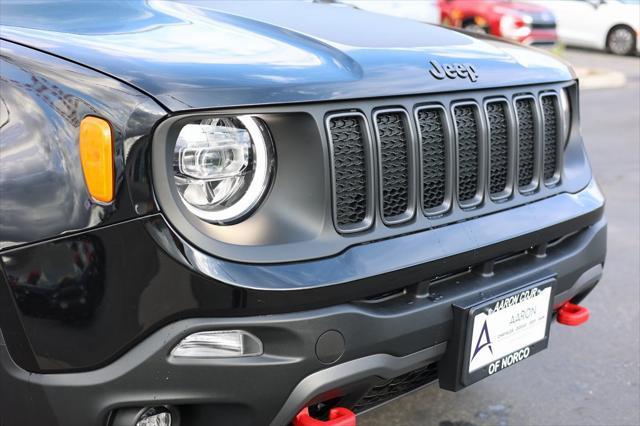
0 181 605 372
334 0 441 24
0 40 165 250
1 0 572 111
0 1 608 424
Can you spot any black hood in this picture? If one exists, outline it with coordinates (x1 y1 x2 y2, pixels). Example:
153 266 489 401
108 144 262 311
0 0 574 111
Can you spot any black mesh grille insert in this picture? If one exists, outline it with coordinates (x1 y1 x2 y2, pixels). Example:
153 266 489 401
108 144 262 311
376 112 410 218
542 96 558 182
329 116 368 227
417 109 447 211
516 98 536 188
352 363 439 413
454 105 480 203
326 86 567 234
487 102 510 195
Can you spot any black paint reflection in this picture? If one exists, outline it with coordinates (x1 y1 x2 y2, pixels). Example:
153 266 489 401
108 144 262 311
5 236 105 322
0 41 164 250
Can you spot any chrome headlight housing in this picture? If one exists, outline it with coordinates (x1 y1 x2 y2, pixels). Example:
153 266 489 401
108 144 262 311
172 115 275 224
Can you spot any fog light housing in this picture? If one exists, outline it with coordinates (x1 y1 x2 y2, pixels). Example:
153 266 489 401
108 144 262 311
136 407 171 426
171 330 263 358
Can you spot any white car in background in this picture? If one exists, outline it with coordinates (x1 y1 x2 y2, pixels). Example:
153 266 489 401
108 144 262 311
529 0 639 55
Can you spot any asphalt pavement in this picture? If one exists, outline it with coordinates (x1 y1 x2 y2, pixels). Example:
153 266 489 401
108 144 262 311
362 48 640 426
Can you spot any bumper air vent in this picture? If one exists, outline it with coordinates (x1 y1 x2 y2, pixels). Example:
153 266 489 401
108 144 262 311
352 363 439 413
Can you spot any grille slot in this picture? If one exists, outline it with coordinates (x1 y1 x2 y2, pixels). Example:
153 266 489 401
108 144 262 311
486 101 511 198
375 110 413 222
515 97 537 190
352 363 439 413
453 104 482 206
542 95 560 185
328 114 372 232
417 107 449 214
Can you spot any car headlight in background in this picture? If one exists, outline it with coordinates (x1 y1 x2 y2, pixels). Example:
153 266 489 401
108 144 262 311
173 116 275 224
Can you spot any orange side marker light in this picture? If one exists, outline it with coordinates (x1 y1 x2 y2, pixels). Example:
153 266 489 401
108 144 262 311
79 116 114 203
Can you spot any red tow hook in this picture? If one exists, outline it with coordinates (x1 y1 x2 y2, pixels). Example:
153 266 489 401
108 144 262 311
293 407 356 426
557 302 590 326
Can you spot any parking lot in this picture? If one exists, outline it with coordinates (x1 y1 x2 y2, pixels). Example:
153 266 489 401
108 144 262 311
363 48 640 426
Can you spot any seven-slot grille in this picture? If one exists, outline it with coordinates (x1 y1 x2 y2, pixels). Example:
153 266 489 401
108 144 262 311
327 91 565 233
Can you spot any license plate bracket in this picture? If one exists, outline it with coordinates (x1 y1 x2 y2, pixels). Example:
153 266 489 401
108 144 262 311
439 278 555 391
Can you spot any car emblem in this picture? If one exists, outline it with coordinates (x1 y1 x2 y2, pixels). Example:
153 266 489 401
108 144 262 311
429 60 478 82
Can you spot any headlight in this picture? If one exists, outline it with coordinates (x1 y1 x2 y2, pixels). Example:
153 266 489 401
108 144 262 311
173 116 275 224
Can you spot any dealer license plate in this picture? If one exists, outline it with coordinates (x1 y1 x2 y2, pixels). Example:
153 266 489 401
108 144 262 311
460 280 554 386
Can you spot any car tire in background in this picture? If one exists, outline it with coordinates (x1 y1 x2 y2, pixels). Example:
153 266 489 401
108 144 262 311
606 25 637 56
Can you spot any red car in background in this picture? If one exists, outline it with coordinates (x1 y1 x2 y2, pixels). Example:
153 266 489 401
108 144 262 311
439 0 558 46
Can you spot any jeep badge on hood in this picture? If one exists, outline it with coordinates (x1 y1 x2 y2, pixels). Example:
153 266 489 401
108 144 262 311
429 60 478 82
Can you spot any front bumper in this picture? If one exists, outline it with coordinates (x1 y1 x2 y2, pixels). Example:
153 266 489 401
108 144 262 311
1 187 606 425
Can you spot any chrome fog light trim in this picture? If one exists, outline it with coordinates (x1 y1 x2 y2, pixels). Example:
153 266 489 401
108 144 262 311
136 407 172 426
171 330 263 358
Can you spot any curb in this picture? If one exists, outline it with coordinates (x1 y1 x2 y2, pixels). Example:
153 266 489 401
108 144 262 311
574 67 627 90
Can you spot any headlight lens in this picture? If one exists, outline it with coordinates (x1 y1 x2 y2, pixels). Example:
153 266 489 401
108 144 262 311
173 116 274 224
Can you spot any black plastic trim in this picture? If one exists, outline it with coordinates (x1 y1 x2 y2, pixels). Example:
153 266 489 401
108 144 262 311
540 91 564 187
372 107 417 225
483 97 516 201
414 104 454 217
514 93 543 194
451 101 487 209
0 214 606 425
325 111 376 233
0 180 605 373
163 180 604 291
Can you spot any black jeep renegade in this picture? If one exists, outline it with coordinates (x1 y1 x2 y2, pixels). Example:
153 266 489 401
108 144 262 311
0 1 606 425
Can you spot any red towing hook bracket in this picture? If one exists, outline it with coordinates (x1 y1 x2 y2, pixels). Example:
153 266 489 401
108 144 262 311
557 302 590 326
293 407 356 426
